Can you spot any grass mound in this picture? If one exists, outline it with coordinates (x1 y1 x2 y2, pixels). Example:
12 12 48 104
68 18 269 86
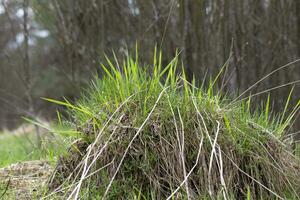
47 51 299 199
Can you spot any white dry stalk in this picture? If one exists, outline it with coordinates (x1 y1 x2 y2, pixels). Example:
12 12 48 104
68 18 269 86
218 145 228 200
42 161 114 200
51 148 104 199
192 98 223 197
68 93 136 200
166 136 204 200
63 132 117 195
177 107 190 200
207 121 220 197
229 79 300 108
77 114 125 183
230 58 300 105
102 87 169 199
48 152 87 198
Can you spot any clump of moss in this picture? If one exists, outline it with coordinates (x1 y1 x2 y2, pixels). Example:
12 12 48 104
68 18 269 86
46 50 299 199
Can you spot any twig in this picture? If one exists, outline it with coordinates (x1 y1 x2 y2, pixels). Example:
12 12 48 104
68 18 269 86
0 178 11 199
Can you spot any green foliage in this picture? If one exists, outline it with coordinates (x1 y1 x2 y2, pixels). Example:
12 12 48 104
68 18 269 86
0 129 66 167
0 133 41 167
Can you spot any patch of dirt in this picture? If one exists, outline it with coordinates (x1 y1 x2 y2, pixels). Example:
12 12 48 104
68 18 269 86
0 160 53 199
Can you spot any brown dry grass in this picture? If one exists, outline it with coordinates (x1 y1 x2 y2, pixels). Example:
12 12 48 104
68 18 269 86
0 160 53 199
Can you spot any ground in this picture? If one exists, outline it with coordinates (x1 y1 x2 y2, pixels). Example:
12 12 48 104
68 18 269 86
0 160 53 199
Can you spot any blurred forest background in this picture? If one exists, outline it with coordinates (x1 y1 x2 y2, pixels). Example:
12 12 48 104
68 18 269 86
0 0 299 140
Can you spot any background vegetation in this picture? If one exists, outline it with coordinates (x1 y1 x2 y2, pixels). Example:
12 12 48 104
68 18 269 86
0 1 299 149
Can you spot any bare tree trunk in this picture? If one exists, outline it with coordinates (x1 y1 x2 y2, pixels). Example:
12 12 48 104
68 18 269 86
23 0 41 148
296 1 300 57
182 0 193 81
